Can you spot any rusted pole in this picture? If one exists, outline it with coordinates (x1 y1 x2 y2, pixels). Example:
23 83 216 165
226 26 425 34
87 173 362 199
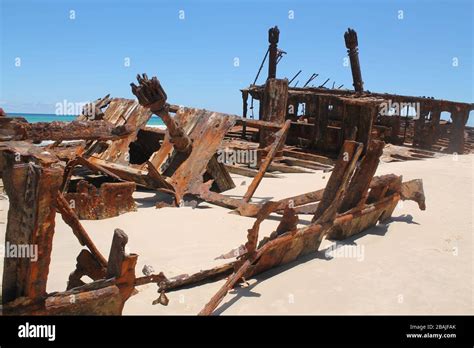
242 90 248 139
131 74 191 152
56 192 108 267
344 28 364 92
448 108 469 154
268 26 279 79
244 120 291 203
259 78 289 148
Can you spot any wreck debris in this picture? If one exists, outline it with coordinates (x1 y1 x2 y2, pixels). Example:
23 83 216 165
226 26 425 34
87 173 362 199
344 28 364 92
196 140 426 315
268 26 280 79
56 192 108 267
0 139 138 315
79 94 112 121
1 24 470 316
0 117 133 142
313 140 363 223
198 258 253 316
3 228 137 315
240 27 473 159
61 155 124 193
338 139 385 212
83 98 152 164
259 78 288 148
1 145 63 303
131 74 192 153
64 180 136 220
143 105 236 201
67 249 107 290
243 120 291 202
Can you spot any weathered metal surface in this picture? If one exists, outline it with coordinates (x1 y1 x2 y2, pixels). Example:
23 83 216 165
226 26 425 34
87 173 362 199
85 98 152 164
313 141 363 223
196 140 426 315
338 140 385 212
0 141 60 167
169 109 236 201
61 156 124 193
205 154 236 192
380 144 436 162
139 103 236 200
67 249 107 290
131 74 192 153
85 157 171 190
241 26 472 155
344 28 364 92
400 179 426 210
1 148 63 304
56 192 108 267
259 78 288 148
0 118 133 142
78 94 112 121
0 24 446 316
267 26 279 79
2 283 123 315
0 139 140 315
64 180 136 220
2 223 138 315
243 120 291 202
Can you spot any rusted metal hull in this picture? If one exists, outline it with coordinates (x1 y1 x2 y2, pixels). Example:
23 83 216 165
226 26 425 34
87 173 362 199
64 180 136 220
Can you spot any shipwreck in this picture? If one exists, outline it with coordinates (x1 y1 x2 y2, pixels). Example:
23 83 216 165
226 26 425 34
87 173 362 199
0 26 471 315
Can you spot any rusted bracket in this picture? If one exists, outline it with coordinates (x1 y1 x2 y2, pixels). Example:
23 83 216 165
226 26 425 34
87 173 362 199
56 192 108 267
131 74 192 153
243 120 291 202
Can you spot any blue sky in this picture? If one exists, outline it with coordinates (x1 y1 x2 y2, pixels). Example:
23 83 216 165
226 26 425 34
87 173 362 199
1 0 473 123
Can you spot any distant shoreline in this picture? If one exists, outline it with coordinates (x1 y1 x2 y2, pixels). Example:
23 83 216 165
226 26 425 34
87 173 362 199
7 112 166 128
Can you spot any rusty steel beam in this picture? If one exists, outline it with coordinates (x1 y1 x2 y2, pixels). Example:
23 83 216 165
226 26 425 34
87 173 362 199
64 180 136 220
0 118 133 142
243 120 291 203
56 192 108 267
1 149 63 304
234 117 283 131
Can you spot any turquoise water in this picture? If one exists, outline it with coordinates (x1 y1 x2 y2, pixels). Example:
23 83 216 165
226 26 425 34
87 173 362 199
8 113 166 127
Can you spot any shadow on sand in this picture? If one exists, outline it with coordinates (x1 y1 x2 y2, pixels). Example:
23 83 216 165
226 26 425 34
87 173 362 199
213 213 419 314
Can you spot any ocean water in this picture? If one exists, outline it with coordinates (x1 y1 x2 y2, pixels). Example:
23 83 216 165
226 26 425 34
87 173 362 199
7 113 166 127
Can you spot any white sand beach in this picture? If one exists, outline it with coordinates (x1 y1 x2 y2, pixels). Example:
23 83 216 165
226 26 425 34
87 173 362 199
0 153 472 315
